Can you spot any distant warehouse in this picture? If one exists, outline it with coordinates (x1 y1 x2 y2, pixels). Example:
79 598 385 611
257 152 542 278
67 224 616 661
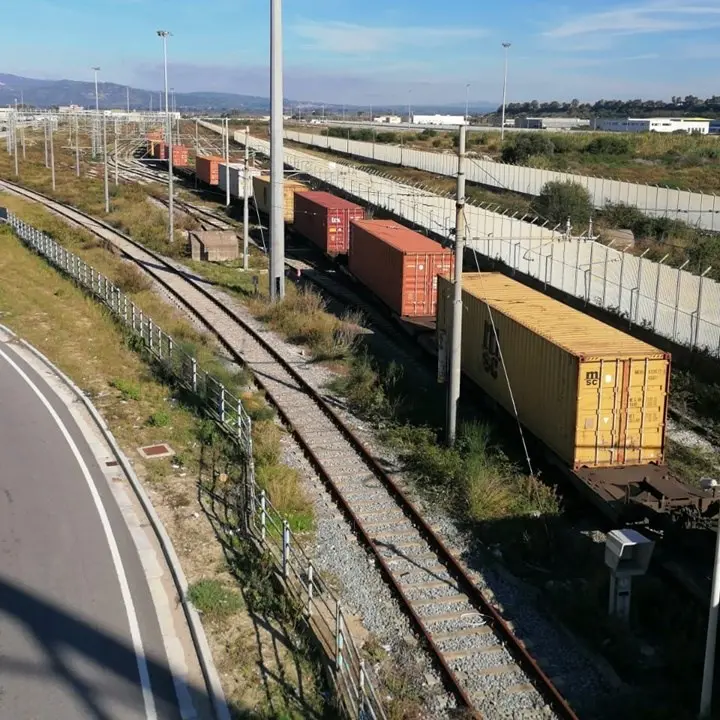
516 117 591 130
411 114 468 126
597 117 711 134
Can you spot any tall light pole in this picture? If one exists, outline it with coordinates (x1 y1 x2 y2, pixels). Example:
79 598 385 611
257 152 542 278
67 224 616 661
500 42 511 141
269 0 285 300
157 30 175 244
465 83 470 124
92 66 101 157
103 113 109 211
446 124 466 446
243 126 250 271
126 86 130 112
408 89 412 124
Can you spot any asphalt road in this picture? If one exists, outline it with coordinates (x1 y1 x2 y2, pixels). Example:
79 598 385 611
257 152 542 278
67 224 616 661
0 343 184 719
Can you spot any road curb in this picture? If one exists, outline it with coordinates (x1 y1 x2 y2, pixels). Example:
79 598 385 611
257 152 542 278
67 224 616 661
0 323 231 720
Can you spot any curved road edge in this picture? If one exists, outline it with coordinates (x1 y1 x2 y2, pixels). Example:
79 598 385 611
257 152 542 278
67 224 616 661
0 322 231 720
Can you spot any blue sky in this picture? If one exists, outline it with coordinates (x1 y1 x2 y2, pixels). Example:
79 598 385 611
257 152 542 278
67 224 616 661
4 0 720 105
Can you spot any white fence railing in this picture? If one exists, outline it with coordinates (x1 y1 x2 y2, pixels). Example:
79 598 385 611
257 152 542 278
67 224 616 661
286 129 720 232
198 121 720 357
4 210 385 720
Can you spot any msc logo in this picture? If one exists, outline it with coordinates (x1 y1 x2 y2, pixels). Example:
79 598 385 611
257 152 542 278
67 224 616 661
585 371 600 387
482 321 500 380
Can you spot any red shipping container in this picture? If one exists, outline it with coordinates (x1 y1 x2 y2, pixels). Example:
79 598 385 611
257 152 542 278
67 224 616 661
349 219 454 318
164 144 188 167
195 155 224 185
153 141 166 160
294 191 365 255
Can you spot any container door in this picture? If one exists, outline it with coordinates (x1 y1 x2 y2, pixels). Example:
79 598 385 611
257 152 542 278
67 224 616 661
576 357 668 467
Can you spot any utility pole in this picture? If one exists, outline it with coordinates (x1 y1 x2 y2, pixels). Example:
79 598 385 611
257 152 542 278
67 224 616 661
269 0 285 300
500 42 511 141
126 86 130 112
243 126 250 270
114 121 119 185
13 111 19 177
194 119 199 189
75 114 81 177
158 30 175 243
44 119 49 167
49 118 56 191
446 124 467 446
92 66 101 157
103 113 109 212
224 118 231 207
465 83 470 124
21 114 26 159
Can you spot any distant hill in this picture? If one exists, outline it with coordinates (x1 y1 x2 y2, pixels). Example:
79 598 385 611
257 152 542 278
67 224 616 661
0 72 496 115
0 73 273 112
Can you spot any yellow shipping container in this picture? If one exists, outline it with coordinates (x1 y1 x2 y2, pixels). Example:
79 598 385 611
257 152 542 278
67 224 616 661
437 273 670 469
252 175 309 224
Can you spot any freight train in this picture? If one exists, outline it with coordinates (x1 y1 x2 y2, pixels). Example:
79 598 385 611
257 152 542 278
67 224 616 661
151 139 717 531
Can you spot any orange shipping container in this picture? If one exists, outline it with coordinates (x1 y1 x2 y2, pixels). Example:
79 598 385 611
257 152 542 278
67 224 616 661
294 191 365 255
195 155 225 186
349 219 454 318
436 273 670 469
164 144 189 167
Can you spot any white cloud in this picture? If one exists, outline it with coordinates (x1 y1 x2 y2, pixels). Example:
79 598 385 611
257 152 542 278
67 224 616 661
545 2 720 38
292 20 487 54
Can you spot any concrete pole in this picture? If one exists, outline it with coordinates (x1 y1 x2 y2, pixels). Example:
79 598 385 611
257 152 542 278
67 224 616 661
501 42 511 142
243 126 250 270
700 511 720 718
194 119 199 189
103 113 109 212
126 86 130 112
75 114 81 177
93 67 101 157
225 118 230 207
465 83 470 123
269 0 285 300
114 125 119 185
49 119 56 191
158 30 175 243
44 119 49 167
446 124 467 446
13 112 19 177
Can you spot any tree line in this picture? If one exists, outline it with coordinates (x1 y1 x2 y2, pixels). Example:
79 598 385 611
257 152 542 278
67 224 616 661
494 96 720 118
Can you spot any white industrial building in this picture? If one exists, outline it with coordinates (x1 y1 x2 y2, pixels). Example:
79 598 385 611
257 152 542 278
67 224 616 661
516 117 591 130
373 115 402 124
597 117 710 134
411 114 468 126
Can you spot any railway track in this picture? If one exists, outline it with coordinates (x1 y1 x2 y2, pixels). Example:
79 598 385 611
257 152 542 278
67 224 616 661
0 178 578 719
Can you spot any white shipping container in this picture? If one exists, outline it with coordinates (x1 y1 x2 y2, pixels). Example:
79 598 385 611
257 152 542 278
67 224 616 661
218 163 262 199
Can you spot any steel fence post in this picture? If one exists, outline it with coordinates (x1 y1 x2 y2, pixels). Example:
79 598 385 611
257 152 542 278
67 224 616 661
260 490 267 542
336 602 344 672
307 562 314 617
220 386 226 424
672 261 688 342
191 358 198 393
282 520 290 581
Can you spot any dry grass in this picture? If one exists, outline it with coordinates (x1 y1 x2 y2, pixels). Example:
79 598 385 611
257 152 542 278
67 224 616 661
252 285 362 361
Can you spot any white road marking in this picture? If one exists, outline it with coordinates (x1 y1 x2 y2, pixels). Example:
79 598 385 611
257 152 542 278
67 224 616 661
0 347 158 719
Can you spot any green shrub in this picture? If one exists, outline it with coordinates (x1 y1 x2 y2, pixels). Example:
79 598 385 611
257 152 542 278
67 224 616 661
585 135 631 155
420 128 437 139
147 410 170 427
187 579 243 621
376 131 398 144
501 133 555 164
531 181 593 226
110 378 141 401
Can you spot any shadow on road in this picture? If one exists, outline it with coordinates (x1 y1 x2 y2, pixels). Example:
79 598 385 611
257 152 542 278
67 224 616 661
0 575 217 720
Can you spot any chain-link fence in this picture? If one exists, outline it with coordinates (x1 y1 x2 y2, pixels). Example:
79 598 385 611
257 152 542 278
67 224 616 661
4 210 386 720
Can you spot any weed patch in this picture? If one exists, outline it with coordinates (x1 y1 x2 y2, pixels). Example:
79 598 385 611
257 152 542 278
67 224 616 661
110 378 141 401
188 579 244 621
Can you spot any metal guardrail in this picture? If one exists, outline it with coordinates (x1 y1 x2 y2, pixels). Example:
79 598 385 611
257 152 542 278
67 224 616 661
3 210 386 720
